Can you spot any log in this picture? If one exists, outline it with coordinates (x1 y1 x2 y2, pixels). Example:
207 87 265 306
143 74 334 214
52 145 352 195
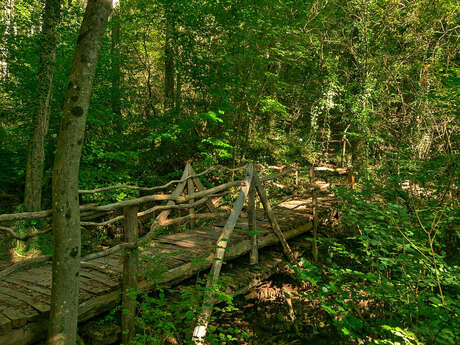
78 168 212 194
80 216 124 227
84 180 241 213
121 206 138 344
0 255 52 280
0 204 96 222
81 196 213 227
157 164 189 225
0 226 51 241
0 181 241 223
192 164 254 345
189 165 218 213
254 173 297 265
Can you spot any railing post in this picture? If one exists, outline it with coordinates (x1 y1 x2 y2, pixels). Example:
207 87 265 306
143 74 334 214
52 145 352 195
248 168 258 265
187 163 195 229
122 205 138 345
309 168 318 263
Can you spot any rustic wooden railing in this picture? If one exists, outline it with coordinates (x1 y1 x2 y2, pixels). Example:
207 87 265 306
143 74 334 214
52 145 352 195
0 161 353 344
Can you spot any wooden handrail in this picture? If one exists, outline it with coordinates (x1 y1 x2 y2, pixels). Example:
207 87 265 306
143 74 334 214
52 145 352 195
78 164 248 194
78 167 211 194
0 162 351 281
0 181 241 222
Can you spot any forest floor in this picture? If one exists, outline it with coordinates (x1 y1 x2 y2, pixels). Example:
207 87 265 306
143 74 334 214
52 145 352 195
214 273 339 345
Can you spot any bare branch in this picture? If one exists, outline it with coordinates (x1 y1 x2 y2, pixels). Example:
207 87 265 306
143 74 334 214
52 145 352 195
0 225 52 241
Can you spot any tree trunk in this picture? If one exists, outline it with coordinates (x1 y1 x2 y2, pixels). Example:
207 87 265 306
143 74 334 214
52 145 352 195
24 0 61 211
48 1 112 345
111 0 121 116
164 7 175 112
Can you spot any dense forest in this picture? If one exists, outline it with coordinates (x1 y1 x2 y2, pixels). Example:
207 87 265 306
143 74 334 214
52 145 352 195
0 0 458 344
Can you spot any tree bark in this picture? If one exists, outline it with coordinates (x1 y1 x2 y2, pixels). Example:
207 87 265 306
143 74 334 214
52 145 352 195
111 0 121 116
48 1 112 345
24 0 60 211
164 6 175 111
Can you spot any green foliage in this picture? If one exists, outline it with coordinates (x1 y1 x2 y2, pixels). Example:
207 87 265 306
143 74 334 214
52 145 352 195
292 154 459 345
126 274 246 345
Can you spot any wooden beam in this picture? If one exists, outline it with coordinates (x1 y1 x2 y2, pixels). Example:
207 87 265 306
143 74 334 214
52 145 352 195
192 164 254 345
253 173 297 265
187 164 196 228
310 168 318 263
248 172 258 265
157 164 189 225
188 165 218 213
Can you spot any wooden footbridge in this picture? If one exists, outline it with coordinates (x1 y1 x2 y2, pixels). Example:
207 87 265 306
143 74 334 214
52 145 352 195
0 163 351 345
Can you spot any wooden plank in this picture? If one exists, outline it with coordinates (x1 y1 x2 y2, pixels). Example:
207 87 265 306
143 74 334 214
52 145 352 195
0 312 11 333
13 267 52 287
4 278 51 296
156 237 208 249
78 276 111 295
6 275 51 292
91 257 123 273
0 294 13 312
149 243 193 256
2 308 28 328
0 287 49 313
0 297 40 324
79 270 119 288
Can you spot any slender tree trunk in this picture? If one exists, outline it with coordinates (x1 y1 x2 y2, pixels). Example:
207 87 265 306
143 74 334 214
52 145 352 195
111 0 121 116
164 7 175 111
48 1 112 344
24 0 61 211
0 2 10 78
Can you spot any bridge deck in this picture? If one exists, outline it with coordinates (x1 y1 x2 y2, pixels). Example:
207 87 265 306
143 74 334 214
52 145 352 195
0 198 334 345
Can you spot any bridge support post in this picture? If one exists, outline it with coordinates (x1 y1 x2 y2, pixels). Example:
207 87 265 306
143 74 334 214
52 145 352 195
309 168 318 263
122 205 138 345
156 164 188 228
248 170 258 265
189 164 218 213
186 163 196 229
253 173 297 265
192 164 254 345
